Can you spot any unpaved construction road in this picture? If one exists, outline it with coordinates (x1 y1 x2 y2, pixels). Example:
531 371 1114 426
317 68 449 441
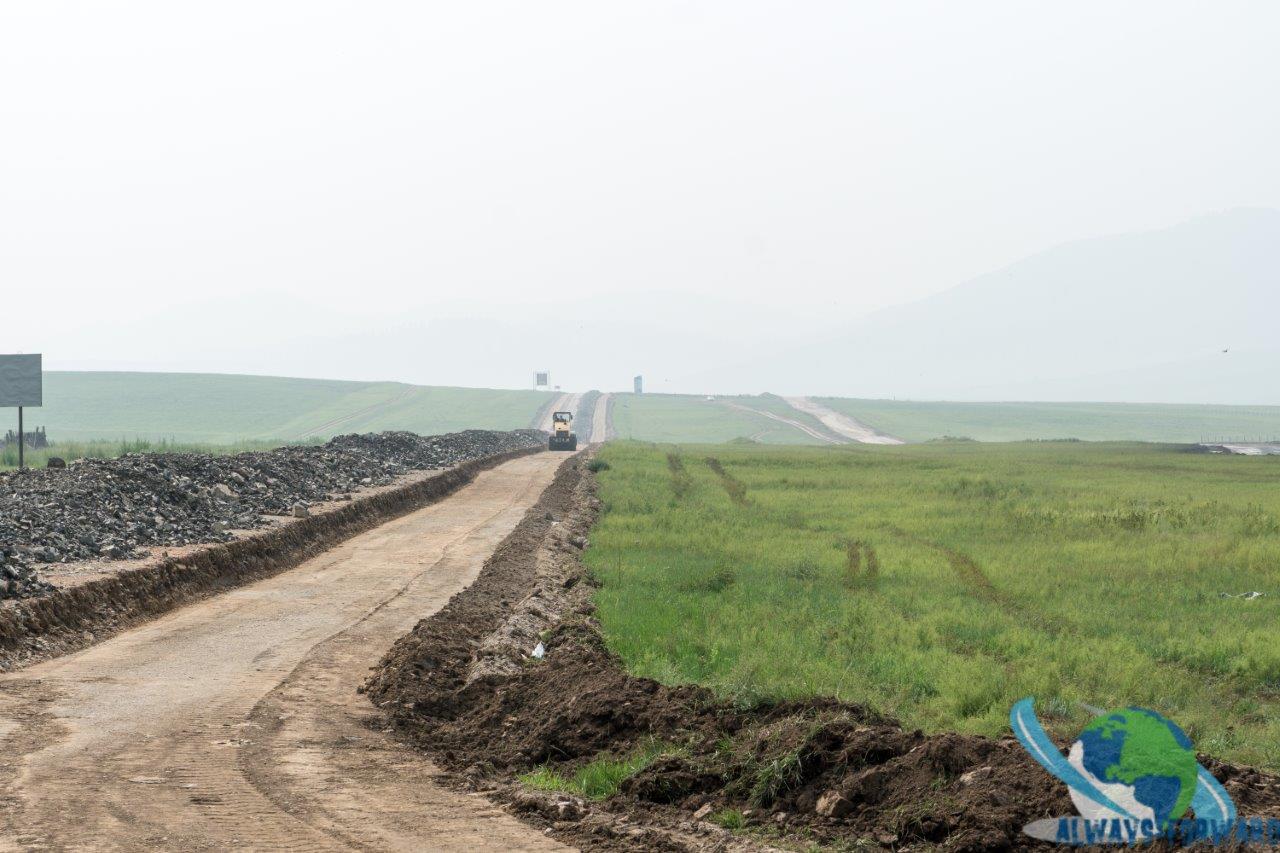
0 453 572 852
588 393 610 443
536 393 581 433
782 396 903 444
723 402 840 444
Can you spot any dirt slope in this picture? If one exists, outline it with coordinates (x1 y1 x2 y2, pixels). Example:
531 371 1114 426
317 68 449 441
0 453 572 852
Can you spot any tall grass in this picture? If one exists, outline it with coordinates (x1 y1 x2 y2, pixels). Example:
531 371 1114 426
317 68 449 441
585 440 1280 769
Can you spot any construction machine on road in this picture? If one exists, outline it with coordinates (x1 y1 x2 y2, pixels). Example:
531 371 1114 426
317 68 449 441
549 411 577 451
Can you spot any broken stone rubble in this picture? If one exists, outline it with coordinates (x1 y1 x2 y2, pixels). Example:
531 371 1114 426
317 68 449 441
0 429 543 601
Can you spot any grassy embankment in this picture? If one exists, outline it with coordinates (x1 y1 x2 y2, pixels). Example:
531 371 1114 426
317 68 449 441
26 372 553 444
586 440 1280 769
609 393 827 445
1 371 555 469
819 397 1280 443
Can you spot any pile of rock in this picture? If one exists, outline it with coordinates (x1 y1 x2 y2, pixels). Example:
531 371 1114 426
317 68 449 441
0 429 543 601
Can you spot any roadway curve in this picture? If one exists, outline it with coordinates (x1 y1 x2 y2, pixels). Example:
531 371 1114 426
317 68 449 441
724 402 841 444
0 453 572 852
782 396 903 444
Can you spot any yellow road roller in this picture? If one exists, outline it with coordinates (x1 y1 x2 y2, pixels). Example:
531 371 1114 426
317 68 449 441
549 411 577 451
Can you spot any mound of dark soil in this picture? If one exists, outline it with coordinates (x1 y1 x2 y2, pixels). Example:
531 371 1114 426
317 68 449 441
0 429 542 600
365 457 1280 851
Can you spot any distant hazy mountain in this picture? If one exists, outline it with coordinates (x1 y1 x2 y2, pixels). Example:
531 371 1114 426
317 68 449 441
701 208 1280 404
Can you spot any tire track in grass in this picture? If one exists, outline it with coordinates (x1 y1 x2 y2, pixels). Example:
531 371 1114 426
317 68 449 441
882 527 1267 710
884 525 1010 609
705 457 749 506
666 452 692 498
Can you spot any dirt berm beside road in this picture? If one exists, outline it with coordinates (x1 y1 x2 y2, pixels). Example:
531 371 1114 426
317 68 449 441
365 459 1280 852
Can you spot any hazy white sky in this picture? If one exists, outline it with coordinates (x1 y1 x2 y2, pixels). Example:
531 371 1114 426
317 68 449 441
3 2 1278 392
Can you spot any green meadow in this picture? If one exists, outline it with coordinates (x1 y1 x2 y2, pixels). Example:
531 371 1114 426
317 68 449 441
819 397 1280 443
585 440 1280 769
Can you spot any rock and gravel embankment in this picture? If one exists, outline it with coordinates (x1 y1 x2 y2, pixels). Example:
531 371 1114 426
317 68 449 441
0 429 544 600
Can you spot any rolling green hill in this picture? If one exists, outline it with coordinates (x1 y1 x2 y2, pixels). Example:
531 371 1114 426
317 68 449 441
819 397 1280 444
16 372 1280 449
25 372 553 444
609 393 828 445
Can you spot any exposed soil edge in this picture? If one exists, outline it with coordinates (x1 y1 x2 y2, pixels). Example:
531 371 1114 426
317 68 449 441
0 446 541 673
365 455 789 851
366 456 1280 852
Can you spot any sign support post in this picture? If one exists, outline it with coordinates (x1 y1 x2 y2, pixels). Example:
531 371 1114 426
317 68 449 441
0 354 42 471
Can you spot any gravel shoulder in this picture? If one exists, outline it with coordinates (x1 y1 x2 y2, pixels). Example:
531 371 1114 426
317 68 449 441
34 467 439 592
0 429 545 599
0 452 572 851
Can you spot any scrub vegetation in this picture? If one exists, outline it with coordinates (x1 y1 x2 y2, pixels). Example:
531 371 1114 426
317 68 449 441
585 440 1280 769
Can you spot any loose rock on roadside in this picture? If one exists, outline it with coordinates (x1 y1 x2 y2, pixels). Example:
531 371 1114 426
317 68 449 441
0 429 543 601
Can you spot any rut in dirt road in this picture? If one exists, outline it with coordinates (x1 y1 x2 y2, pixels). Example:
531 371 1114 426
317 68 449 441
0 453 574 853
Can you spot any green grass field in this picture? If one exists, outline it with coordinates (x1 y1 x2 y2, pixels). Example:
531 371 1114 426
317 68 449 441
17 373 1280 448
609 393 827 445
20 372 553 444
820 397 1280 443
586 440 1280 768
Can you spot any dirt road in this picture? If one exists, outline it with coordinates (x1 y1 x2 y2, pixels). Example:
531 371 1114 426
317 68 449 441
588 393 611 443
536 392 581 432
723 402 840 444
781 396 903 444
0 453 573 852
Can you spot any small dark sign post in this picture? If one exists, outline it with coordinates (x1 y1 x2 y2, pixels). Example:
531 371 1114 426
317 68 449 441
0 354 43 470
